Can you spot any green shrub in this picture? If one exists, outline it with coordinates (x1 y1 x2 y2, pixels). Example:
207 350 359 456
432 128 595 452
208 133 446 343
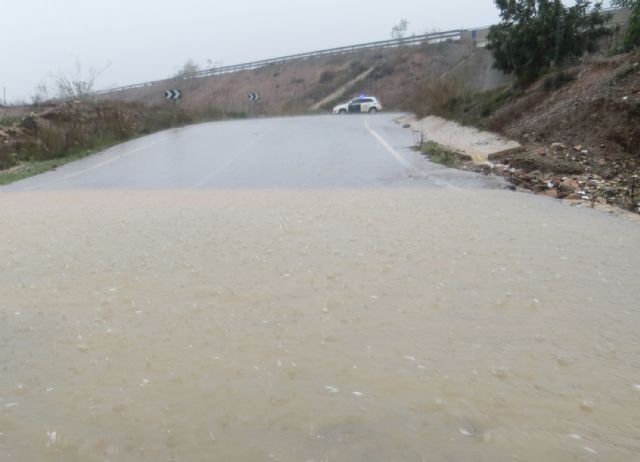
418 141 470 167
488 0 611 85
613 1 640 51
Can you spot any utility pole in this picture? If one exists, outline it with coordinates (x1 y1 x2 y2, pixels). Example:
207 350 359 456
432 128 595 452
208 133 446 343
2 87 6 106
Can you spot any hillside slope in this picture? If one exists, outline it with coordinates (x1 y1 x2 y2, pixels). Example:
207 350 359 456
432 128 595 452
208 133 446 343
98 41 507 115
430 51 640 211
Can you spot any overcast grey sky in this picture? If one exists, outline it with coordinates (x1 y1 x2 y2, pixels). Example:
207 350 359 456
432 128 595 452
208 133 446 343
0 0 612 102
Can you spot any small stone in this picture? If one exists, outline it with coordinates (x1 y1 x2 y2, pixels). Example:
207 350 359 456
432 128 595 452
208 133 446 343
580 400 595 412
561 178 579 190
541 189 559 199
492 366 510 378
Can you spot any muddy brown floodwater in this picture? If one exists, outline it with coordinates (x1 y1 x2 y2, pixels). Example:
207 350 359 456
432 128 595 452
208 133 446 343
1 189 639 462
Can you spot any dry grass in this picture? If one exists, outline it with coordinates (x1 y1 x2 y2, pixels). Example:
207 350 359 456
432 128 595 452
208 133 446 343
408 77 468 119
0 101 244 181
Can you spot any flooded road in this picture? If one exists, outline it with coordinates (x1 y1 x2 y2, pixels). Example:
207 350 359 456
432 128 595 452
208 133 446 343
1 190 639 461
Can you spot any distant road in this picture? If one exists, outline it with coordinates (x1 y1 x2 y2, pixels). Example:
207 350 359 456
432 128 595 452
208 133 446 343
2 114 503 191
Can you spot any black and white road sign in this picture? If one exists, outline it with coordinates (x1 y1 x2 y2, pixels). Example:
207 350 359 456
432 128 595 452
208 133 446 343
248 92 260 102
165 89 182 101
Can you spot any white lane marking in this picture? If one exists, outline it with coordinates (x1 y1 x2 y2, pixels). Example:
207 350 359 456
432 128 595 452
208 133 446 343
364 120 413 169
364 120 459 190
25 136 172 190
193 131 267 188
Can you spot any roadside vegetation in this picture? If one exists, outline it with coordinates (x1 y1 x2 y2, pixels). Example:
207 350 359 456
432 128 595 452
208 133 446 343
0 57 251 185
0 101 245 184
415 141 470 168
0 138 117 185
408 79 515 130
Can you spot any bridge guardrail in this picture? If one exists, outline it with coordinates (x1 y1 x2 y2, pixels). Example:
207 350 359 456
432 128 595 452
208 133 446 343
94 29 465 95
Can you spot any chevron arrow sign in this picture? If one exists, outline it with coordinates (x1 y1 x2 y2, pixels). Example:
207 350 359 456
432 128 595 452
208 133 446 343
165 89 182 101
248 92 260 102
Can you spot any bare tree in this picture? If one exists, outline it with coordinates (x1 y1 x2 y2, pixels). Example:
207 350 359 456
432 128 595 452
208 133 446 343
31 82 49 106
174 59 201 79
391 19 410 40
52 59 110 100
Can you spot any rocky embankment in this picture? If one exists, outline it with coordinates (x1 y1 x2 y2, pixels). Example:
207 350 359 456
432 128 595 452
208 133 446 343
488 143 639 211
442 141 640 214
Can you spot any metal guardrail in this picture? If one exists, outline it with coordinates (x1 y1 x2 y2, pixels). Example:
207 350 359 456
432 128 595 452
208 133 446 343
93 29 465 95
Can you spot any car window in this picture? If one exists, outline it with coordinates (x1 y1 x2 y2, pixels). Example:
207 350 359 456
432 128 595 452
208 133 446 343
362 98 374 103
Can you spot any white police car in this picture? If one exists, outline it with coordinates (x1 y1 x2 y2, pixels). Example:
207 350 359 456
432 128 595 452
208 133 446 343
333 96 382 114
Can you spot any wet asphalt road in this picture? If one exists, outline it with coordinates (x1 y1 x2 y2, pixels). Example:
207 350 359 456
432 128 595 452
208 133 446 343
2 113 503 191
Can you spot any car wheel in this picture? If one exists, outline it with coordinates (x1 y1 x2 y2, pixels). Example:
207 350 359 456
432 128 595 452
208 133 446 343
368 107 378 114
339 109 347 115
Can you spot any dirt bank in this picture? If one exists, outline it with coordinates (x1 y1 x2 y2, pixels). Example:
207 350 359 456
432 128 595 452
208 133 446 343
412 50 640 213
